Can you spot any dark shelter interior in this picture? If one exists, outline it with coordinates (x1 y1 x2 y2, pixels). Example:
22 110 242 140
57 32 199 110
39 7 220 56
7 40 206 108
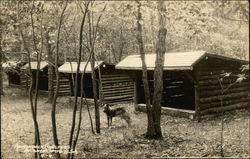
8 72 21 85
31 68 49 91
70 73 99 99
136 71 195 110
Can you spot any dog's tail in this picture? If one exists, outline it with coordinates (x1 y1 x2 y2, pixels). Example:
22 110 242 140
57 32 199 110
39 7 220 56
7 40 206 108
121 113 132 127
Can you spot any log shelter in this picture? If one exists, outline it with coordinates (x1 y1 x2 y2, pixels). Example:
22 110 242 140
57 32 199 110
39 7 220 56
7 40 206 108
21 61 50 92
115 51 249 118
2 61 27 87
58 61 134 105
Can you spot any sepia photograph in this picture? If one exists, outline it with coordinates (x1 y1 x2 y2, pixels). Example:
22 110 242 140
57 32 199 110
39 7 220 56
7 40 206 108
0 0 249 158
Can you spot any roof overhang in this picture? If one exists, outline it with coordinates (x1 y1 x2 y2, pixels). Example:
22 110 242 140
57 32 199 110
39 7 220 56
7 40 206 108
115 66 194 71
58 61 104 73
21 61 48 70
115 51 249 71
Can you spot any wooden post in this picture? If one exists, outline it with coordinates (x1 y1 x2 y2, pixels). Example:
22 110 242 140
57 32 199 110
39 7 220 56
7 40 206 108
194 68 201 121
194 84 201 121
97 66 104 106
134 73 138 111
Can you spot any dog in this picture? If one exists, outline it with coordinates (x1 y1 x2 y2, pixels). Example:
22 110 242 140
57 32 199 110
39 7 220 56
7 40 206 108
103 103 131 128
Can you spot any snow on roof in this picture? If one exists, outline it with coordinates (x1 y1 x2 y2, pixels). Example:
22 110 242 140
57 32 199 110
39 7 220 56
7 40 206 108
115 51 248 70
58 61 104 73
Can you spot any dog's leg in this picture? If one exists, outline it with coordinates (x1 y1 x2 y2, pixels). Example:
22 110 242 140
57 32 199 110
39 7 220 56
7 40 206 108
110 117 112 128
107 117 110 128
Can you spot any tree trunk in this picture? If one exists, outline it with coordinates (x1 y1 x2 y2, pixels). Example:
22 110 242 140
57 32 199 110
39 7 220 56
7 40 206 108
88 10 101 134
52 3 67 159
70 3 91 159
45 29 54 103
136 1 155 137
30 4 43 158
151 27 167 139
91 53 100 133
0 30 3 95
67 2 89 158
149 0 167 139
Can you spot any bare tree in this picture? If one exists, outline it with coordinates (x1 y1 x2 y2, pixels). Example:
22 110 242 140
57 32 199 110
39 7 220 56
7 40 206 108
149 0 167 139
67 2 90 159
136 0 153 138
51 3 68 159
136 1 167 139
87 1 107 134
45 28 54 103
0 22 3 95
71 47 93 159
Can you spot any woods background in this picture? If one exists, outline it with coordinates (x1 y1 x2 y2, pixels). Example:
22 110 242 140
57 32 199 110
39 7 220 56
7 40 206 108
1 1 249 64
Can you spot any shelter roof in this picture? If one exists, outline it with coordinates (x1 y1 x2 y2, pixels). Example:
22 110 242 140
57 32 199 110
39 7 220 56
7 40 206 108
58 61 104 73
115 51 248 70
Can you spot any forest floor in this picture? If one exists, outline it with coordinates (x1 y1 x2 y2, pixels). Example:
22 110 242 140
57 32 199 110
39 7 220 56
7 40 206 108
1 86 250 159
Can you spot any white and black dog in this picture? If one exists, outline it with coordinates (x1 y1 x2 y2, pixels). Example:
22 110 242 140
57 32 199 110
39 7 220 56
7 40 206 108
103 103 131 128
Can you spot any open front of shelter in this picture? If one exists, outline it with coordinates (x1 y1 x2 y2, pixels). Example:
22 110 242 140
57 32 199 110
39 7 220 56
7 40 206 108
20 61 50 92
116 51 249 118
2 61 27 87
58 61 134 105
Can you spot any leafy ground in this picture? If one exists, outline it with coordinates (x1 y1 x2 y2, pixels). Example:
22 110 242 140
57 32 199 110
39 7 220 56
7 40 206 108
1 86 250 159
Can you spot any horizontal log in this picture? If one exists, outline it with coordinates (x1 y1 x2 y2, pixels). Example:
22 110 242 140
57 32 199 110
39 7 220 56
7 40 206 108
199 75 237 81
102 79 133 84
102 89 134 95
101 76 132 81
103 89 134 95
101 74 129 77
53 79 70 82
102 85 134 92
199 78 248 86
102 83 134 88
58 92 71 95
103 92 134 97
56 92 71 94
53 81 70 83
102 86 134 91
199 70 239 76
105 101 133 105
200 91 248 103
53 85 70 88
103 92 134 98
57 92 71 94
200 97 249 111
58 89 71 92
199 75 249 82
103 97 133 103
165 86 180 89
200 86 249 97
200 102 249 115
57 93 71 96
200 74 249 81
198 66 238 70
199 81 249 90
103 99 134 104
54 83 70 86
104 94 133 100
103 99 133 105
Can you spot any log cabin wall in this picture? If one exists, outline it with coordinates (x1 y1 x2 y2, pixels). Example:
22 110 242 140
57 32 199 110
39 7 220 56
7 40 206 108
19 73 30 88
54 73 71 96
195 57 249 115
100 65 134 105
